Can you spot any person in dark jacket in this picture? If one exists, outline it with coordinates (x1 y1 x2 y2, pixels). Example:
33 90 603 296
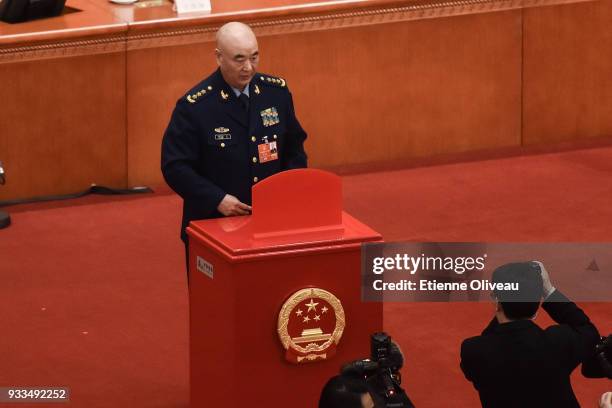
460 261 600 408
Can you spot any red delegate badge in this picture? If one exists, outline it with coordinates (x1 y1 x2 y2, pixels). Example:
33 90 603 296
257 141 278 163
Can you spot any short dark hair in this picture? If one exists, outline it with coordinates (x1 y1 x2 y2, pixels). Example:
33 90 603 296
492 262 543 320
319 375 369 408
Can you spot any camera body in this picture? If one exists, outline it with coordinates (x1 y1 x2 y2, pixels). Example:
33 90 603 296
595 334 612 378
342 332 415 408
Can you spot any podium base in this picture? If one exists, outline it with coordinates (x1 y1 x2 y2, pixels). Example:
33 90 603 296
0 211 11 229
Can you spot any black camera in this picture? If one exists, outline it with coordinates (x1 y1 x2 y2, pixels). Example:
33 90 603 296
341 332 415 408
595 334 612 379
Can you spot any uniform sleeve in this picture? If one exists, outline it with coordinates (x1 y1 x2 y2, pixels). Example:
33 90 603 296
281 90 307 170
161 101 226 215
542 289 601 371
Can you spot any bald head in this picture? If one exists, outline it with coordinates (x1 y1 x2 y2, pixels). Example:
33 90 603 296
216 22 256 50
215 22 259 90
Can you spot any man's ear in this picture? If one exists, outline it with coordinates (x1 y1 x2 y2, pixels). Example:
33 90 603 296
490 292 500 310
215 48 222 65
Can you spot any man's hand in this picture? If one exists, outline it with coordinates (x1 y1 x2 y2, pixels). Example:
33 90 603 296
600 392 612 408
532 261 555 299
217 194 252 216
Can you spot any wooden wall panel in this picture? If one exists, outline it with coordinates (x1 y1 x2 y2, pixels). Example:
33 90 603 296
127 10 522 186
0 53 127 200
4 0 608 199
126 43 217 187
262 11 522 169
523 0 612 144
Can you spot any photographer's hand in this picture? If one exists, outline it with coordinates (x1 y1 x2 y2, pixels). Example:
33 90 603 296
600 391 612 408
533 261 555 299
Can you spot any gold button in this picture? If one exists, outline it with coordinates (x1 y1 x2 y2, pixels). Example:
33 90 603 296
260 76 264 81
253 177 258 183
220 142 225 148
273 134 277 139
207 85 212 90
252 157 257 163
251 136 256 142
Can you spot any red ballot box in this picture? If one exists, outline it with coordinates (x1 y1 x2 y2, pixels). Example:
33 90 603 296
186 169 383 408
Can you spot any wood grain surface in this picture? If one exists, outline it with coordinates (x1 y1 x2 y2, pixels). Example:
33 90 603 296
0 0 609 200
523 0 612 144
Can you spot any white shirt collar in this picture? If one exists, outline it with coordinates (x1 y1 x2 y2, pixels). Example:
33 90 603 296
231 83 250 98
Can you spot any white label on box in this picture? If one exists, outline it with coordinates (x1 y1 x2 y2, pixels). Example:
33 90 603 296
196 256 214 279
174 0 211 14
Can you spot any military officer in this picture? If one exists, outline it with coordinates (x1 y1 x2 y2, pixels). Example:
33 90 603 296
161 22 308 246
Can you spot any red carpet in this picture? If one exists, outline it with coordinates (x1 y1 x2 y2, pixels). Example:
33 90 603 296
1 146 611 407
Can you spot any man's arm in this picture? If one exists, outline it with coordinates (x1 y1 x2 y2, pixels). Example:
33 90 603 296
535 261 600 370
281 90 307 170
542 290 598 332
161 101 226 216
542 290 601 369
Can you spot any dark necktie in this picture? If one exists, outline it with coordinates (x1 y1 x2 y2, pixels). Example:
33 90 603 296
238 92 250 112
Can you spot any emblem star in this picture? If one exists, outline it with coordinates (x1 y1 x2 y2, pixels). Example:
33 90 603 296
314 315 321 321
305 299 319 313
295 309 303 316
321 306 329 314
303 316 310 323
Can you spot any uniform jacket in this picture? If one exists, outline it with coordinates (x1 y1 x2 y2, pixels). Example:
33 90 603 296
161 69 307 241
460 290 600 408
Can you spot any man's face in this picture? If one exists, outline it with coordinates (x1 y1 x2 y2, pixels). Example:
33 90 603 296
216 35 259 91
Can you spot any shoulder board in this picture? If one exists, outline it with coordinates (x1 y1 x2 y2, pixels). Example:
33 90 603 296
258 75 287 89
185 85 214 104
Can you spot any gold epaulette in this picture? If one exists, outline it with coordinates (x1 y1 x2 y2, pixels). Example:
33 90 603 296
186 85 214 104
258 75 287 88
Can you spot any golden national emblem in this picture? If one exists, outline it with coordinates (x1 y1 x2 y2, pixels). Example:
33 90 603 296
277 287 345 364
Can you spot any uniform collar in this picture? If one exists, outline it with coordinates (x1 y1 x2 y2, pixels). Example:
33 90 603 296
212 69 259 129
230 84 250 98
214 69 260 103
